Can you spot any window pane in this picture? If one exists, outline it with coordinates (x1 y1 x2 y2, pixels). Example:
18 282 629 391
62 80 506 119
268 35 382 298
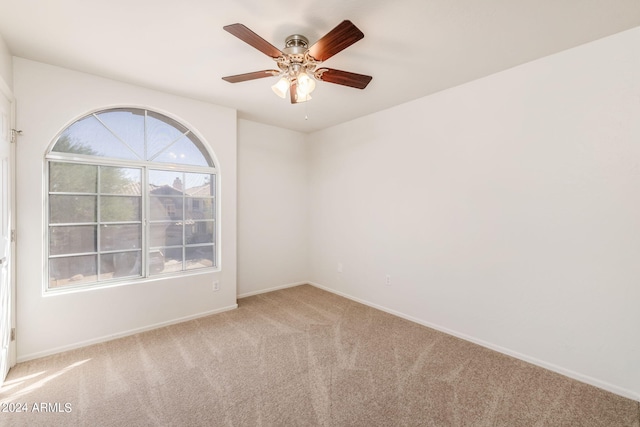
152 133 210 167
146 112 188 160
53 115 138 160
164 223 184 247
101 196 141 222
150 223 183 247
150 197 183 220
149 170 183 191
50 195 96 223
100 225 141 251
49 225 96 255
49 255 97 288
49 163 97 193
95 109 145 160
100 166 141 195
185 173 214 197
149 249 165 274
149 223 167 247
186 246 214 270
186 198 214 219
100 251 142 280
149 247 183 276
186 221 214 244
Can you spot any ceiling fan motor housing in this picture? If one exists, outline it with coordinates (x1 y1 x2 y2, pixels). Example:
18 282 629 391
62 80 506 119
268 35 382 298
284 34 309 54
278 34 317 77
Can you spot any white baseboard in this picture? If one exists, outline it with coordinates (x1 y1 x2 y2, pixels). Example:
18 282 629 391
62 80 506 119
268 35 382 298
237 281 307 299
307 281 640 403
17 304 238 363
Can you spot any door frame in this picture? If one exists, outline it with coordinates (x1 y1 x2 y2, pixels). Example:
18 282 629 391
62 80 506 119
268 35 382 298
0 76 16 383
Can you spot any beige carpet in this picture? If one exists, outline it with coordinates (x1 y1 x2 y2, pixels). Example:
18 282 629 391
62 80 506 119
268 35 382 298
0 284 638 426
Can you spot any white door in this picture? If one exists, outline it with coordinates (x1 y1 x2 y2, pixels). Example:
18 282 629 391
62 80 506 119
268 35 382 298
0 88 15 384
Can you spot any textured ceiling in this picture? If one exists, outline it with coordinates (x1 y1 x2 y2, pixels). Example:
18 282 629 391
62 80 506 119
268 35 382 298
1 0 639 133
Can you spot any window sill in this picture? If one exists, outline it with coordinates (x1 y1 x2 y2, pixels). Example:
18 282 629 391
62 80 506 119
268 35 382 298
42 267 220 297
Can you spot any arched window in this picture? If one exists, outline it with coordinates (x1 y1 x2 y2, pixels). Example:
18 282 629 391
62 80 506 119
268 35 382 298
46 108 217 291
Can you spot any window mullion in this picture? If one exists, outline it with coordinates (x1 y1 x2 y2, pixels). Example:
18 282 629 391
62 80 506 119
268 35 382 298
144 110 148 161
143 166 149 278
96 167 101 281
182 172 186 272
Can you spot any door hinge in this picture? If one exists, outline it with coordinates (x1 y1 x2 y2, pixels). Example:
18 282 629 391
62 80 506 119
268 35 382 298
10 129 22 143
10 229 15 243
10 328 15 341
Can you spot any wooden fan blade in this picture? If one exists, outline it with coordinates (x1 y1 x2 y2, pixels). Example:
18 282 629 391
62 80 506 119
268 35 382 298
222 70 280 83
307 20 364 62
316 68 372 89
223 23 283 59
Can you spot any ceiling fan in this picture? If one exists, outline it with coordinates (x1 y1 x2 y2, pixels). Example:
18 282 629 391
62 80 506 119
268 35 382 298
222 20 373 104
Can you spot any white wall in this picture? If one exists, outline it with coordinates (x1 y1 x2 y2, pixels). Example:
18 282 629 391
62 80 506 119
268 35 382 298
13 58 238 360
308 27 640 400
237 120 309 297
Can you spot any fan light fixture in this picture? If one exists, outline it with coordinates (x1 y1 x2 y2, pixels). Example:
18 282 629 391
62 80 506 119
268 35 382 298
269 34 317 103
272 71 316 102
297 73 316 97
271 77 289 98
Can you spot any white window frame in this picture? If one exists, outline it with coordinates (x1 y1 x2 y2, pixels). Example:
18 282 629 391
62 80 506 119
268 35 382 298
44 107 218 294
